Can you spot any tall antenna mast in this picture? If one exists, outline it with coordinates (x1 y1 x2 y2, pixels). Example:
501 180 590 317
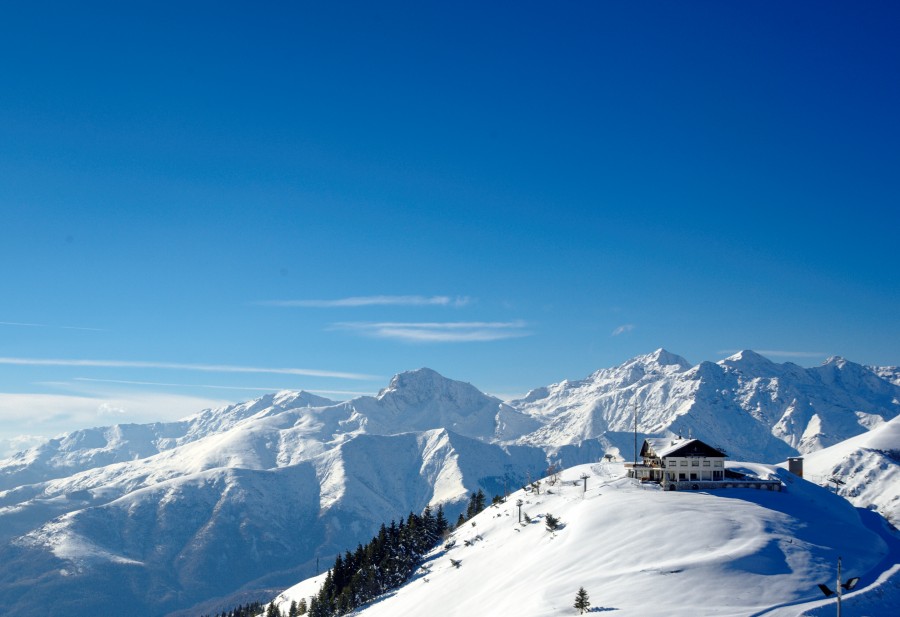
633 397 638 468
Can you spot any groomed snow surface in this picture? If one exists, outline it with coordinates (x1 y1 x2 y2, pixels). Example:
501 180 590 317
275 463 900 617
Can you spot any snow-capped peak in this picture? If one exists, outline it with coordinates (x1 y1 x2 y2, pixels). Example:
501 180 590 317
359 368 501 441
628 348 692 371
823 355 848 368
377 367 449 400
717 350 782 376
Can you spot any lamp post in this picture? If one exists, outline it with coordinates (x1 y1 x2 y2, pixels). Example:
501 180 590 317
516 499 523 523
818 556 859 617
580 473 589 496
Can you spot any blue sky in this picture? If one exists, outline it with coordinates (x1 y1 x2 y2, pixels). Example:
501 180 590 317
1 1 898 453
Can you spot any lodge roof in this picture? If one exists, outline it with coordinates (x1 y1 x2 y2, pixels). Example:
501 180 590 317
641 437 726 459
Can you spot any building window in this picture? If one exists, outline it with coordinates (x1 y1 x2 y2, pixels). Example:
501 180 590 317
703 460 710 467
680 460 687 466
714 461 723 467
691 459 699 466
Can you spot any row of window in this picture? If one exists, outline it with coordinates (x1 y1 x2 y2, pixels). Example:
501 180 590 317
666 471 726 481
662 459 723 468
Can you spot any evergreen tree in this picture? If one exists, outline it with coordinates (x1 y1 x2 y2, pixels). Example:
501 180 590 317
474 489 486 513
435 504 448 537
306 597 321 617
574 587 591 614
288 600 298 617
297 598 308 615
465 489 487 519
545 513 561 532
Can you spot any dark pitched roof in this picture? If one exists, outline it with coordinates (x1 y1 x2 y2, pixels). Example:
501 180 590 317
642 437 726 459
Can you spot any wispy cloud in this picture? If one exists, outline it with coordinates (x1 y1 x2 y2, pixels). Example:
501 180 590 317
334 320 531 343
72 377 291 392
0 320 105 332
611 324 635 336
0 357 376 380
257 295 471 308
69 377 373 398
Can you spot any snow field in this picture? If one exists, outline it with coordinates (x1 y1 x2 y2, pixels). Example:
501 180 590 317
278 463 895 617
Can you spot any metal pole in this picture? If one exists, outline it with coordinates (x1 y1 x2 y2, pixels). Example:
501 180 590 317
633 398 638 470
837 556 841 617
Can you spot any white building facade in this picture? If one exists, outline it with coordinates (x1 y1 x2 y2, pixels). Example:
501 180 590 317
628 437 726 486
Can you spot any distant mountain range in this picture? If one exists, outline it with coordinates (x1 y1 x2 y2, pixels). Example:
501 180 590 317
0 350 897 616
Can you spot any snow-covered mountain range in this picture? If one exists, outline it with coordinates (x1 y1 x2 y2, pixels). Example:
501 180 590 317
0 350 897 616
509 349 899 462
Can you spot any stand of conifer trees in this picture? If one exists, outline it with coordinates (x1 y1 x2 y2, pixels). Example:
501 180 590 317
199 600 265 617
306 504 448 616
204 492 504 617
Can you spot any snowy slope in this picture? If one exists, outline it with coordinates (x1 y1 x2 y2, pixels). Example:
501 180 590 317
276 463 900 617
785 415 900 524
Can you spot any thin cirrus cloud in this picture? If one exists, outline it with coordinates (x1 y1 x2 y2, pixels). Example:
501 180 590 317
333 320 531 343
611 324 636 336
257 295 471 308
0 320 106 332
70 377 374 398
0 357 376 380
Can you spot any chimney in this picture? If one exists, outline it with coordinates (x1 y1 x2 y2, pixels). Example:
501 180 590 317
788 457 804 478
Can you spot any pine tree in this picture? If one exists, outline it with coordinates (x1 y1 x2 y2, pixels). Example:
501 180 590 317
435 504 448 538
545 513 561 532
465 492 478 519
574 587 590 614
